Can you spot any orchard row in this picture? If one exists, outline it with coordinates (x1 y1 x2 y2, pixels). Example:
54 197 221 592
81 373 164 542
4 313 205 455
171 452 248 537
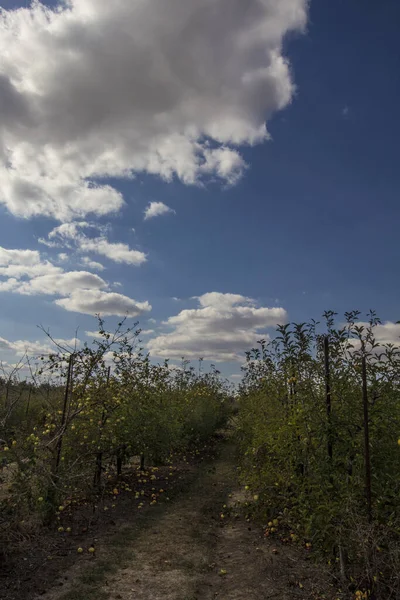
0 320 231 539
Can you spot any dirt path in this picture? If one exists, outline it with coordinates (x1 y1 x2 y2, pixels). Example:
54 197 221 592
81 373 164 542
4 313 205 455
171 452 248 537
37 438 338 600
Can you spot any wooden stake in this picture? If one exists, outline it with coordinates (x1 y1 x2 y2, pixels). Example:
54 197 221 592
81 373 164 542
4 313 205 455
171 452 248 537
55 354 74 472
361 354 372 522
324 336 333 462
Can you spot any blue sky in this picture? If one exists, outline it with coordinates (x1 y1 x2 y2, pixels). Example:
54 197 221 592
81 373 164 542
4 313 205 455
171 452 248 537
1 0 400 379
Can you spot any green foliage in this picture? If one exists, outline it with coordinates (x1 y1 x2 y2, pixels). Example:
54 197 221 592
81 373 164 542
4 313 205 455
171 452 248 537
0 318 231 544
237 311 400 597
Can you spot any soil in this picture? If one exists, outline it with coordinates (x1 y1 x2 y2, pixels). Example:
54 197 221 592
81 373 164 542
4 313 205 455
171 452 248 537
1 434 341 600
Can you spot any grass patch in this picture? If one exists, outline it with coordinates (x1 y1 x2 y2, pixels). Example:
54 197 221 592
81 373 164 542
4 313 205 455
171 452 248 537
58 445 225 600
58 527 140 599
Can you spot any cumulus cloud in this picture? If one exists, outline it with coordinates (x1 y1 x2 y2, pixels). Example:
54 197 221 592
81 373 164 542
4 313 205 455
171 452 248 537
0 335 80 357
0 244 151 317
0 0 307 220
42 222 147 266
344 322 400 352
0 247 60 279
147 292 287 362
85 330 106 340
144 201 175 220
56 290 151 317
359 321 400 345
16 271 106 296
201 147 247 185
81 257 105 271
80 238 147 266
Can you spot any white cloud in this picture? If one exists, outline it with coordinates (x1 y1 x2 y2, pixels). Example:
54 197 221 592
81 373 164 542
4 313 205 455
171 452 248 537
0 0 307 220
201 147 247 186
49 222 87 240
0 246 106 295
86 330 132 341
80 237 147 266
43 222 147 266
16 270 106 296
0 337 15 352
0 278 20 292
345 322 400 350
58 253 69 262
56 290 151 318
0 244 151 317
0 335 80 357
144 201 175 220
196 292 254 309
147 292 287 362
361 321 400 345
85 330 107 340
81 256 105 271
0 247 61 279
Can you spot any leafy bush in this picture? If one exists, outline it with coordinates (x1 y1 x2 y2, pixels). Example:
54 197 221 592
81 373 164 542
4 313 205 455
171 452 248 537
237 311 400 597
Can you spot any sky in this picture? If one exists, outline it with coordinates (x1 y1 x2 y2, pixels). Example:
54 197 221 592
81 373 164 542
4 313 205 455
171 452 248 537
1 0 400 380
